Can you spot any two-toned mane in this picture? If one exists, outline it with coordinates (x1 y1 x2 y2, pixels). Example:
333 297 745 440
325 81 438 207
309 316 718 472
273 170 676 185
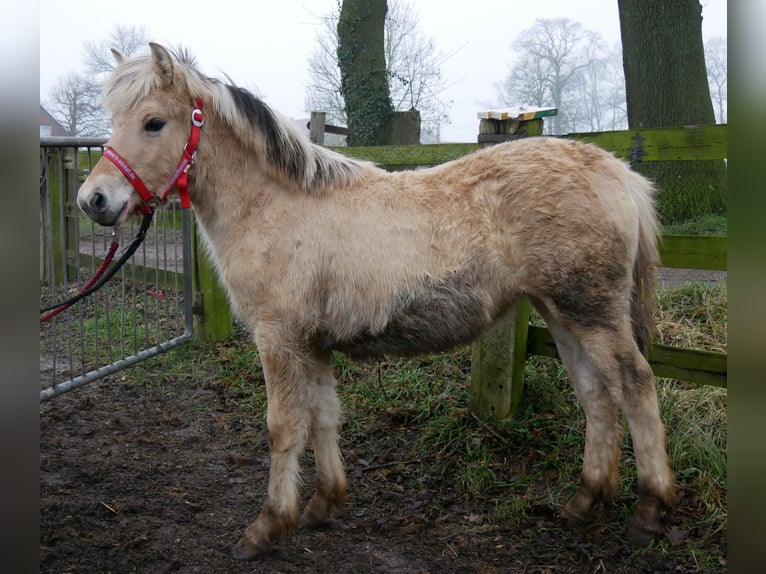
77 43 676 561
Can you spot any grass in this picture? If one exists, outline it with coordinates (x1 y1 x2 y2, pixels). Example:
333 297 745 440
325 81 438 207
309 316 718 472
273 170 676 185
654 283 728 535
662 213 727 236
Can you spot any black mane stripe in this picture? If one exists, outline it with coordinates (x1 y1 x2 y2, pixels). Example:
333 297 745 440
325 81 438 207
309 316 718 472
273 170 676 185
224 85 305 183
223 84 361 189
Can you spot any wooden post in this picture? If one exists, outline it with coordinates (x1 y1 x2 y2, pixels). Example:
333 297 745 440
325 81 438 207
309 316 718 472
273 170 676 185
470 109 551 419
41 148 53 284
470 298 531 418
44 148 65 285
310 112 326 145
385 109 421 145
191 215 232 341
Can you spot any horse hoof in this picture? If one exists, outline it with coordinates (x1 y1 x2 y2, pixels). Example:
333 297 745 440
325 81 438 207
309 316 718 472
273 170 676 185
559 508 592 529
301 513 333 531
559 494 594 528
626 515 664 545
231 536 271 561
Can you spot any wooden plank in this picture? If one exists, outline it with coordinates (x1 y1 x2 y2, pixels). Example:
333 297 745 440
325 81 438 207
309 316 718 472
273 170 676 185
648 343 727 388
526 326 727 388
659 235 727 270
526 325 560 360
565 124 727 162
54 126 728 164
333 125 726 168
47 149 66 285
477 107 558 121
334 143 478 168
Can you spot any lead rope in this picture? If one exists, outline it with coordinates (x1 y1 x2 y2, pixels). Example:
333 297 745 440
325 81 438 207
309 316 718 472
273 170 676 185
40 209 154 322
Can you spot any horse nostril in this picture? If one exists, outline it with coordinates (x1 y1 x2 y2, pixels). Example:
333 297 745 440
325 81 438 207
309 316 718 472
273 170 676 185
89 190 108 213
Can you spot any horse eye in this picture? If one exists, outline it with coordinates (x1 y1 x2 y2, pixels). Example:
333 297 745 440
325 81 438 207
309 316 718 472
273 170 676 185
144 118 166 133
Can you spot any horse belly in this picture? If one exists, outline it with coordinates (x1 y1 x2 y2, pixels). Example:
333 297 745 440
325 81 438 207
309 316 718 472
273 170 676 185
325 271 498 360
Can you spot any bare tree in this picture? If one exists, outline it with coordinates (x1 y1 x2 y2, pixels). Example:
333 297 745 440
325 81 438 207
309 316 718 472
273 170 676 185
46 72 104 136
305 0 451 143
384 1 452 141
569 42 628 132
495 18 611 135
601 46 629 131
305 12 346 130
43 25 150 137
495 55 552 127
704 36 727 124
82 25 150 77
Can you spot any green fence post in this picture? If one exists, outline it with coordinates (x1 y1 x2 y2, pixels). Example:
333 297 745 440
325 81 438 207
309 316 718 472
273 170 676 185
191 216 233 341
44 148 65 285
470 297 531 418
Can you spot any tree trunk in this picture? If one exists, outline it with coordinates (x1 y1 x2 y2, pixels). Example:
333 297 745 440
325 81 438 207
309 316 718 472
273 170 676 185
337 0 392 146
618 0 726 223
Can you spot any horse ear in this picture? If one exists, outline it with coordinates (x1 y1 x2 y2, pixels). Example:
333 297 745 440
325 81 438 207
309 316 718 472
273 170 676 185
149 42 174 87
111 49 125 65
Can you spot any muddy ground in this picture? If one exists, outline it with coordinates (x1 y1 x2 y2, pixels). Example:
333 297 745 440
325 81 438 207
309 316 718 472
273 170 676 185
40 355 725 573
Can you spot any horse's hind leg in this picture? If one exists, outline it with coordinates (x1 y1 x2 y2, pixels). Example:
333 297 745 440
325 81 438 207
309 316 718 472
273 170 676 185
535 301 676 540
302 358 347 527
533 303 622 522
600 334 677 541
232 342 311 560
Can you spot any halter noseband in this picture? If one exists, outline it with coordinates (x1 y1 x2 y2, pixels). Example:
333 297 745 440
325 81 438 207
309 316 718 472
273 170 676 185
102 97 205 213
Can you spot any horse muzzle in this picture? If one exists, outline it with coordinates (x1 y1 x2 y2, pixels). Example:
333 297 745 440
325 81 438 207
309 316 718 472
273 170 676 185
77 179 134 227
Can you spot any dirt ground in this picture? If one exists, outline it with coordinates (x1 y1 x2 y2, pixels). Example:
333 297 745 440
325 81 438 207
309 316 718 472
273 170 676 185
39 364 725 572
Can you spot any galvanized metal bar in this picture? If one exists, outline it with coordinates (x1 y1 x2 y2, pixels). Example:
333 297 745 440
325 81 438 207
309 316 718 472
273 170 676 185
40 136 108 147
40 332 194 402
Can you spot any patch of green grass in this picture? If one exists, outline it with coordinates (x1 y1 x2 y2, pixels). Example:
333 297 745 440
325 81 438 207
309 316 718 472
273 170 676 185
41 278 186 377
164 323 268 413
158 284 726 515
662 214 727 236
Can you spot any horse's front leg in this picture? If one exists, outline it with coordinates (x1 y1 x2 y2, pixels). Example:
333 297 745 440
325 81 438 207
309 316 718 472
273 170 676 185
302 359 347 527
232 346 309 561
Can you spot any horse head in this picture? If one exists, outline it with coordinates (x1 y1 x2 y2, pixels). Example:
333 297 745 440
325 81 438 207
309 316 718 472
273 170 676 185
77 43 202 226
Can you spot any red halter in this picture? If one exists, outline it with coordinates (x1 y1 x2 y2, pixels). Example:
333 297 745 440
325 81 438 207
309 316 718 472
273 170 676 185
102 97 204 212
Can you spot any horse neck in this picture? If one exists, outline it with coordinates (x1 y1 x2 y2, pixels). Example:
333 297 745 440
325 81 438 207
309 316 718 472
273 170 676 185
187 126 276 244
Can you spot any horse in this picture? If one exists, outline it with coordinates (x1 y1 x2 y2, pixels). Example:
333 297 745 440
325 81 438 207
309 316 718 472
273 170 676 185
76 43 676 561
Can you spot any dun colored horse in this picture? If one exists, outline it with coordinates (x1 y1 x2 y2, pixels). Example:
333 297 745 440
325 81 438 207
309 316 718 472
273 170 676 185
77 44 676 560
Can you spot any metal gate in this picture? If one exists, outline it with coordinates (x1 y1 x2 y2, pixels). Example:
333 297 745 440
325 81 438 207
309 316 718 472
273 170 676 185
39 138 194 402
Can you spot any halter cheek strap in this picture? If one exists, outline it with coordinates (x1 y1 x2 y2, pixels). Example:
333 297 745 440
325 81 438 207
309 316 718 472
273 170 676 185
102 147 154 214
102 97 204 212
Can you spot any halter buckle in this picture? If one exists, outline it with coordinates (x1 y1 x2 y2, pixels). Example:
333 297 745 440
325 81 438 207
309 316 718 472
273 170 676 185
191 108 205 127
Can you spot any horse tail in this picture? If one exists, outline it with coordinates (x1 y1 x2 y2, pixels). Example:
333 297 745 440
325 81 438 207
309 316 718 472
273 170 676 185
628 170 661 358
